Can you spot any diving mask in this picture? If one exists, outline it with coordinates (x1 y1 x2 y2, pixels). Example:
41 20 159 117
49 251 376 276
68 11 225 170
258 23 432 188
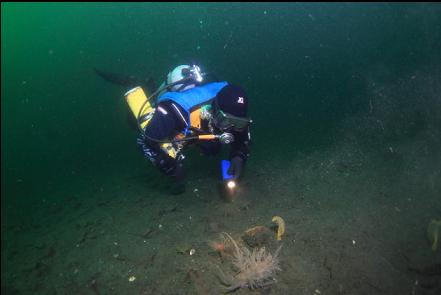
213 110 252 132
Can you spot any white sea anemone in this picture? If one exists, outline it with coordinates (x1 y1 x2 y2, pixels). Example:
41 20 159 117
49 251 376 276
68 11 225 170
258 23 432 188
218 232 282 292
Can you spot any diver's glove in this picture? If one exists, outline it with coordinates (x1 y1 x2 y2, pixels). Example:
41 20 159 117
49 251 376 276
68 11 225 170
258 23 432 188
227 156 244 180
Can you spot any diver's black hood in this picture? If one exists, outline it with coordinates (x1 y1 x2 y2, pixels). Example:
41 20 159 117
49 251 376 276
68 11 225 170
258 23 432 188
213 85 248 117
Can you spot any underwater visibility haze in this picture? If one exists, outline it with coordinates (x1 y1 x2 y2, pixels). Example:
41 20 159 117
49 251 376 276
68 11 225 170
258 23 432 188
2 2 441 294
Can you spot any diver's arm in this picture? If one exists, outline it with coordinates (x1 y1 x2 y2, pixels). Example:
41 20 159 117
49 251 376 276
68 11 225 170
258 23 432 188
226 126 251 180
137 101 187 176
229 126 251 162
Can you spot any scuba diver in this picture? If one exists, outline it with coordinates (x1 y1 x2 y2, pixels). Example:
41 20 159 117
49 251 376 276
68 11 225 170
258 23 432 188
96 64 252 195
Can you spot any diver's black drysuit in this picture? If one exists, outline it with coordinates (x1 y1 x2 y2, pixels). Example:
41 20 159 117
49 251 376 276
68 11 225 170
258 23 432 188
93 67 250 184
137 100 251 182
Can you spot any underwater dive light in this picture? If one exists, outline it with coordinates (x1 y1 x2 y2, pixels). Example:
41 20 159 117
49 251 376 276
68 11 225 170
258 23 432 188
221 160 237 191
190 65 203 83
226 180 236 189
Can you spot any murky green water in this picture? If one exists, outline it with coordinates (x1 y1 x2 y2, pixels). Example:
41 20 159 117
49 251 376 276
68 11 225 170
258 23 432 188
2 3 441 294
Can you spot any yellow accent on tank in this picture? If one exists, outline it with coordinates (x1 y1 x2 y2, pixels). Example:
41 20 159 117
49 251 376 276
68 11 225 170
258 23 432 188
125 87 179 159
124 86 154 130
160 143 178 159
272 216 286 241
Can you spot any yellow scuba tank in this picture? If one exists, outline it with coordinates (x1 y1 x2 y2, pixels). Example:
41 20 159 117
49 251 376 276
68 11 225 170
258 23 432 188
124 86 154 130
124 86 180 159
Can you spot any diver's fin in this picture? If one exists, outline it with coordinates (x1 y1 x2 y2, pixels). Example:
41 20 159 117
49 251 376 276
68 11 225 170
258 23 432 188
93 67 141 88
94 67 157 92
